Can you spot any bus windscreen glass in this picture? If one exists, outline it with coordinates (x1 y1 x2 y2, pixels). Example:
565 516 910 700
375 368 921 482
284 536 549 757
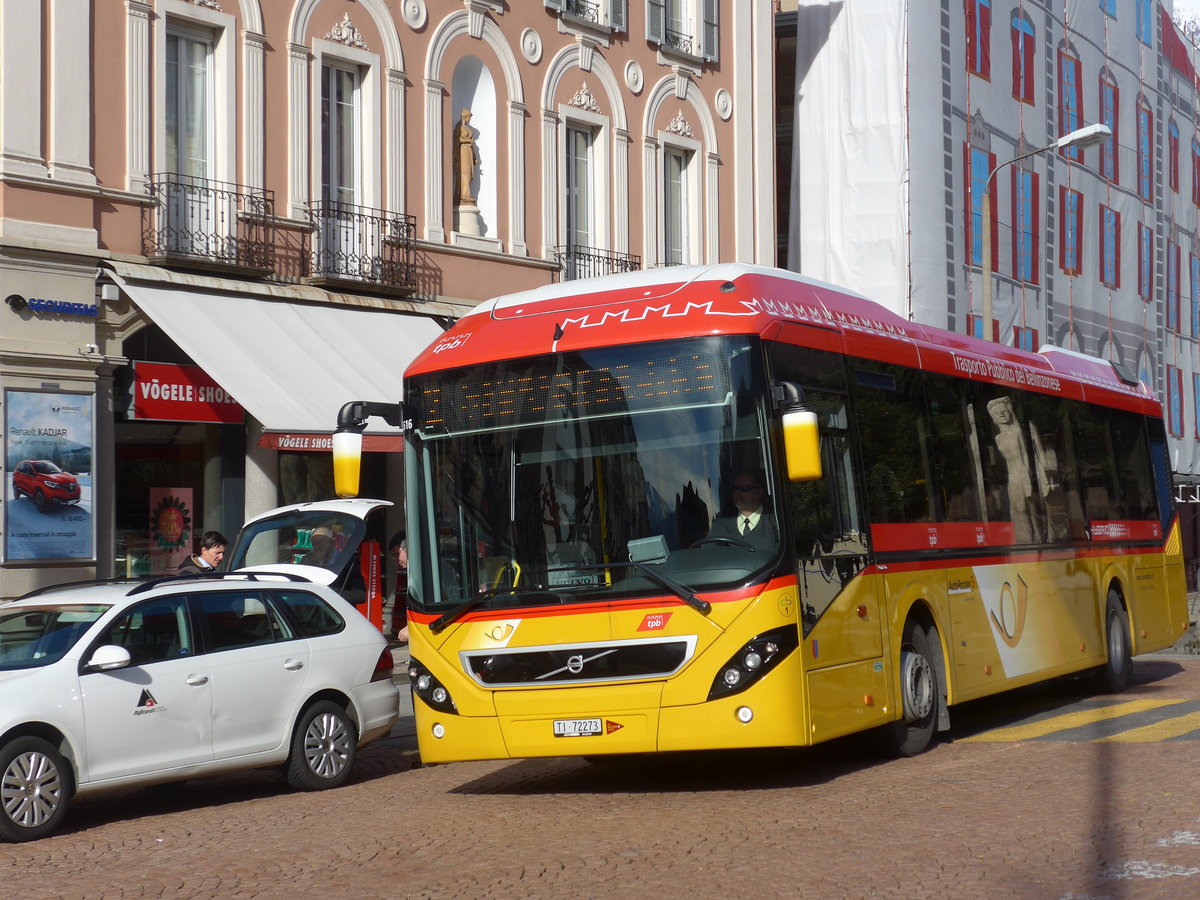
403 336 780 612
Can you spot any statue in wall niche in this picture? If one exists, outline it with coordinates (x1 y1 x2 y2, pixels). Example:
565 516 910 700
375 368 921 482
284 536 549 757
453 109 480 205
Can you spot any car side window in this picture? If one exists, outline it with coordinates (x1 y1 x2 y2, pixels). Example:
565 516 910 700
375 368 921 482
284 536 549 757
196 591 293 652
97 596 192 665
271 590 345 638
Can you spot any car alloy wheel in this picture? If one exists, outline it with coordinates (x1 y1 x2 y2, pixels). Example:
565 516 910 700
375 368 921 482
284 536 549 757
0 738 72 842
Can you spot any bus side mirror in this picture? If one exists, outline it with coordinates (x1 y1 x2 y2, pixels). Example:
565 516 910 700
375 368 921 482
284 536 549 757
333 399 404 498
332 429 363 498
773 381 822 482
782 409 822 481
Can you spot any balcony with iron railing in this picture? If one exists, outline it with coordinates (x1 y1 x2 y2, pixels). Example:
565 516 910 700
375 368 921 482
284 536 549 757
142 174 275 275
563 0 600 24
555 244 642 281
307 201 418 295
664 27 695 57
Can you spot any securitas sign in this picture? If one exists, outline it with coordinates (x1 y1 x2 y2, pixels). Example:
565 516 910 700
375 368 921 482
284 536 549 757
132 361 243 424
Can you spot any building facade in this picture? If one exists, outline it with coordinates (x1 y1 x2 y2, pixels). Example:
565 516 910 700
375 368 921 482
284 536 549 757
785 0 1200 569
0 0 776 597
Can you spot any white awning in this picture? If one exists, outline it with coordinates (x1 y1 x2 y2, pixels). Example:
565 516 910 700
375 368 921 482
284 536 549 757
107 273 444 435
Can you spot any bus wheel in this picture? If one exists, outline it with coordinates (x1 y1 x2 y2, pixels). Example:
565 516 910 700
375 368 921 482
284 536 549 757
874 620 938 757
1093 589 1132 694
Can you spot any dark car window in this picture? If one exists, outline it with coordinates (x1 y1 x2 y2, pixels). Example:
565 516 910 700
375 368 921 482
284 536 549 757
96 596 192 665
34 461 63 475
195 591 293 651
270 590 345 638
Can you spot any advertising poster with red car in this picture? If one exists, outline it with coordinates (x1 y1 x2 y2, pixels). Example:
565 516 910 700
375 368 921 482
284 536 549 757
3 389 95 560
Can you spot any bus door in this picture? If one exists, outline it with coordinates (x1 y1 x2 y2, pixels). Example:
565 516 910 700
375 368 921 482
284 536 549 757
768 334 879 665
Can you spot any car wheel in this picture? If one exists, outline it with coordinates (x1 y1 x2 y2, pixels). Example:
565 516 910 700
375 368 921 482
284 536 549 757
0 737 73 843
33 489 48 513
286 700 357 791
1093 588 1133 693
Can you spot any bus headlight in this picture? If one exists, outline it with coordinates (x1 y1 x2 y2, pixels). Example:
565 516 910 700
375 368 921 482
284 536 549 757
707 626 798 701
409 657 458 714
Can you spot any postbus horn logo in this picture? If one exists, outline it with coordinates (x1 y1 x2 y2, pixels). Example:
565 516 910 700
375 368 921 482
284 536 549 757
990 575 1029 648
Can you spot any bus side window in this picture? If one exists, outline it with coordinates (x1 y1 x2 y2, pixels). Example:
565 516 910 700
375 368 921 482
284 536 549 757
923 373 982 522
1109 409 1158 520
853 364 936 524
1025 394 1086 543
1070 402 1120 522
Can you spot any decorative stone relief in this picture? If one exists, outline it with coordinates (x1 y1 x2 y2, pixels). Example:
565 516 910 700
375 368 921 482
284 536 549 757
401 0 428 30
190 0 223 9
714 88 732 121
624 60 644 94
520 27 542 65
666 110 695 139
569 83 601 114
326 13 369 51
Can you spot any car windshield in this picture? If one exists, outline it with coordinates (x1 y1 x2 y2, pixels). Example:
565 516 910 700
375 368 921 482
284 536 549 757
0 604 111 670
34 461 63 475
404 336 780 614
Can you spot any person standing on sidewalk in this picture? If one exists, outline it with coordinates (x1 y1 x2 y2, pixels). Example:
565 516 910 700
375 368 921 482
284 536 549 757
387 531 409 644
178 531 228 575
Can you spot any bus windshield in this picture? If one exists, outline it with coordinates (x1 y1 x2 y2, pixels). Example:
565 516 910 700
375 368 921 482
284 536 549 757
404 336 780 613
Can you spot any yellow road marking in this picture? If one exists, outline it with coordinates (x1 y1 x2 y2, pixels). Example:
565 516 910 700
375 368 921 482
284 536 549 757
1095 710 1200 743
959 699 1189 742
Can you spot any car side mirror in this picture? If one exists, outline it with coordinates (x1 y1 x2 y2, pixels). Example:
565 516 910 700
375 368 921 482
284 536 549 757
85 645 131 672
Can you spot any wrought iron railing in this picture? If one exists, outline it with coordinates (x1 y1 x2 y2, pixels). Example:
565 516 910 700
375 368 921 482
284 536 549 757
564 0 600 24
308 201 417 293
555 245 642 281
143 174 275 273
664 28 695 56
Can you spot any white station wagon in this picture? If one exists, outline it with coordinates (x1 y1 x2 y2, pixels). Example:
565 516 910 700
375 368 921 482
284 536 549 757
0 573 399 841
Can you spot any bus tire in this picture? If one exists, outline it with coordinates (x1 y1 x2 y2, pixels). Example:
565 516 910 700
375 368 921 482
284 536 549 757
874 620 939 757
1093 589 1132 694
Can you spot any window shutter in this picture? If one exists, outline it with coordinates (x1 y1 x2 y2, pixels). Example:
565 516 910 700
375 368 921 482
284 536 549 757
702 0 719 62
545 0 566 12
647 0 665 45
611 0 628 33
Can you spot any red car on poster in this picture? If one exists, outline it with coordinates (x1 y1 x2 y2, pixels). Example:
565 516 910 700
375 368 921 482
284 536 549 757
11 460 81 512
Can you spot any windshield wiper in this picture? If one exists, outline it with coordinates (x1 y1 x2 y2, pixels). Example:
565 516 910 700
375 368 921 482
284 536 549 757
429 585 569 634
577 563 711 615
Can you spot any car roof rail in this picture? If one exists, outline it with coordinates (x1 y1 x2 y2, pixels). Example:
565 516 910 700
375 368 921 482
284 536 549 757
18 577 142 601
126 570 314 596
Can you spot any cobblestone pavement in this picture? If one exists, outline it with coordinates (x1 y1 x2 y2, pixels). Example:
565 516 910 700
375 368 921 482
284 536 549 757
2 658 1198 900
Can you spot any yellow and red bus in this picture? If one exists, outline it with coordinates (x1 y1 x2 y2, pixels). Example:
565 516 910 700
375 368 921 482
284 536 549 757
334 264 1188 761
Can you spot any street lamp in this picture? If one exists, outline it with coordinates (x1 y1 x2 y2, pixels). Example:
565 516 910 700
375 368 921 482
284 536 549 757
980 122 1112 340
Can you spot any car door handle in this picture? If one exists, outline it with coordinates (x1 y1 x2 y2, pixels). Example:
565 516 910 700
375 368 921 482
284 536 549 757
283 658 304 670
186 674 209 685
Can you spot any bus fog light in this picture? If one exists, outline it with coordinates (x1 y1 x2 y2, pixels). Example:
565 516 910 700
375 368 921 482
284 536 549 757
432 723 445 739
736 706 753 723
723 667 742 686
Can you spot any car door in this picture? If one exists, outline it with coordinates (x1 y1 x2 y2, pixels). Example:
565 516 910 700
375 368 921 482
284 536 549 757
194 590 311 758
79 595 213 782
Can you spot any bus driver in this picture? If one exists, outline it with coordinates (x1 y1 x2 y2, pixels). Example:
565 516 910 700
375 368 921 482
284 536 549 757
705 469 779 551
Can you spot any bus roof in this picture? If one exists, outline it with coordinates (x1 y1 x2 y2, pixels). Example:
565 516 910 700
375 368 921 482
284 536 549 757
408 264 1159 415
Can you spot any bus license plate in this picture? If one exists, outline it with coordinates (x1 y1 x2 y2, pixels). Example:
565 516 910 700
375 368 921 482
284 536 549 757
553 718 602 737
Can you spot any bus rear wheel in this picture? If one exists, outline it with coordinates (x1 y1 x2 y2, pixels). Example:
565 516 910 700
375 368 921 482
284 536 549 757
1093 589 1132 694
874 620 939 757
